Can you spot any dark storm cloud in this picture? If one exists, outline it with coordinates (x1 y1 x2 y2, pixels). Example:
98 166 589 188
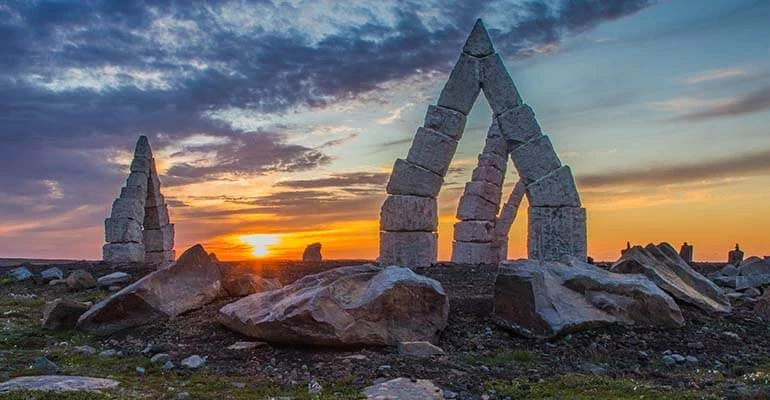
673 86 770 122
576 149 770 188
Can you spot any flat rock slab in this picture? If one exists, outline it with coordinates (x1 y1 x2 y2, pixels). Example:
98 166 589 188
363 377 443 400
612 243 731 314
41 298 91 330
218 264 449 346
493 257 684 339
0 376 119 393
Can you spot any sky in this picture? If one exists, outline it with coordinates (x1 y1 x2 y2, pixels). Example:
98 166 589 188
0 0 769 262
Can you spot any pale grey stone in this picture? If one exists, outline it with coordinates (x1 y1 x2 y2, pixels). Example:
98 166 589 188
104 218 143 243
424 105 466 140
0 376 119 394
41 267 64 282
110 198 145 221
150 353 170 364
453 220 495 242
477 152 507 173
103 242 145 263
526 166 581 207
379 232 437 267
144 204 170 229
8 267 32 281
363 378 443 400
496 104 542 146
130 157 151 174
480 53 522 116
437 53 481 115
144 250 175 265
40 298 90 330
527 206 587 262
462 181 502 205
181 355 206 369
143 224 175 252
481 120 509 157
380 195 437 232
471 165 504 187
134 135 153 159
405 127 458 176
227 341 268 350
397 341 445 358
456 194 498 221
510 135 562 184
119 185 147 203
451 241 497 265
386 159 443 198
495 180 527 238
97 272 132 287
463 19 494 57
125 171 148 192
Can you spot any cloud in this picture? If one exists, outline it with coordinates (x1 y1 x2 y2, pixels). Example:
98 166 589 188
275 172 389 189
671 86 770 122
683 66 752 85
577 148 770 188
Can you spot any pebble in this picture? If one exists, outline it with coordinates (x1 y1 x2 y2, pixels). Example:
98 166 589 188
74 345 97 355
307 378 322 394
177 392 190 399
662 355 676 366
33 356 60 373
687 341 704 349
672 354 686 363
136 366 146 376
99 350 118 358
181 355 206 369
151 353 170 364
686 356 698 364
444 389 458 399
723 331 741 340
163 361 174 371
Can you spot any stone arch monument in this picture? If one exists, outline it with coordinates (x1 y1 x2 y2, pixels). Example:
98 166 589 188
379 19 586 267
103 136 175 265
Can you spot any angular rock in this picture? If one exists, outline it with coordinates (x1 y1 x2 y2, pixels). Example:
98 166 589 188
462 180 502 206
611 243 731 314
145 250 175 265
480 53 522 115
739 257 770 276
125 171 148 192
496 104 541 146
380 195 437 232
477 152 507 173
481 123 509 157
103 242 145 263
143 224 174 252
379 232 437 268
423 105 466 140
119 185 146 203
437 53 481 115
527 206 587 262
41 298 91 330
66 270 96 290
41 267 64 282
463 19 494 57
0 376 119 393
526 166 581 207
302 243 322 262
510 135 562 184
754 291 770 319
397 341 445 358
735 275 770 291
129 157 151 174
363 377 443 400
495 181 527 239
456 194 498 221
386 159 443 198
451 241 497 265
134 135 153 159
144 205 170 229
471 164 504 187
453 220 495 243
8 266 33 281
406 127 458 176
97 272 132 287
104 218 143 243
77 244 223 335
493 258 684 338
222 273 281 297
219 264 449 346
181 355 206 369
109 198 145 221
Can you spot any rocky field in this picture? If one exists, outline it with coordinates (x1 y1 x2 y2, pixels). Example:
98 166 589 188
1 259 770 399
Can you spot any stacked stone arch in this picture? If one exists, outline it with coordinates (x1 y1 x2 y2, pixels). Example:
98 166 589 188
379 19 586 267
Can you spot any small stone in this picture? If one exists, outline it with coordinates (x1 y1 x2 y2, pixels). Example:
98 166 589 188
308 378 322 395
162 361 174 371
150 353 170 364
397 341 445 358
723 331 741 340
99 350 118 358
662 355 676 366
177 392 190 400
685 356 698 364
40 267 64 282
8 267 33 282
97 272 131 287
136 366 146 376
227 341 268 351
74 345 97 355
671 354 686 363
181 355 206 369
65 270 96 290
687 341 704 349
33 357 60 374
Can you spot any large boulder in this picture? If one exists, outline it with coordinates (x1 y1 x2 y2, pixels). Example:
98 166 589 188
76 244 223 335
493 258 684 339
218 264 449 346
222 273 281 297
611 243 731 314
41 298 91 330
302 242 322 262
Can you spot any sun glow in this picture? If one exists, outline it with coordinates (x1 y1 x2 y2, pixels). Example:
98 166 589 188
240 234 281 258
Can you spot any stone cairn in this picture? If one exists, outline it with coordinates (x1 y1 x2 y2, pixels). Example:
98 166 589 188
728 243 744 266
379 19 586 267
679 242 694 264
103 136 175 265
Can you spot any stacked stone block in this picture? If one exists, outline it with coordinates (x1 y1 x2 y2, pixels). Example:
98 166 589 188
491 180 527 262
103 136 175 266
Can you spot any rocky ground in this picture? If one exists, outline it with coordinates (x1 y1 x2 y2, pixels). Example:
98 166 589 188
2 259 770 399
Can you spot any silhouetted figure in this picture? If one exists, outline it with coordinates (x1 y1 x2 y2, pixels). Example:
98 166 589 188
728 243 744 266
679 242 694 264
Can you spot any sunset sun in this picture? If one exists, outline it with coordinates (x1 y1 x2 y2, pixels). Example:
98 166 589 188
240 234 281 258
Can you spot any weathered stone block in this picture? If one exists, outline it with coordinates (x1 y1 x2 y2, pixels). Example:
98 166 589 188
144 250 176 265
463 181 502 206
130 157 151 174
380 195 437 232
480 53 522 116
103 242 145 263
511 135 562 184
104 218 143 243
144 204 170 229
379 231 437 267
526 166 581 207
110 198 145 221
463 19 495 57
134 135 153 159
119 185 147 204
437 53 481 115
495 181 527 238
481 131 509 158
146 193 164 208
126 172 148 192
143 224 175 252
477 153 507 174
528 206 587 262
457 194 498 221
497 104 542 147
451 241 497 265
424 105 466 140
471 165 504 187
453 220 495 242
406 127 458 176
386 159 443 198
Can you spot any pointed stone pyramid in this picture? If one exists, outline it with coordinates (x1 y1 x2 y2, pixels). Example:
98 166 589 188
103 136 175 265
379 19 586 267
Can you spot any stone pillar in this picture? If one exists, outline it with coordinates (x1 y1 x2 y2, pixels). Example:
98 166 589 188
679 242 694 264
728 244 744 266
491 180 526 261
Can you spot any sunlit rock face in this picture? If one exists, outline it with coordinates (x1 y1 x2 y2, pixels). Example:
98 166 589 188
218 264 449 346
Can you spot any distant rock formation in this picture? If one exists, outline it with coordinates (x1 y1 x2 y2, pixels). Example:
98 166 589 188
679 242 694 264
103 136 175 266
728 243 744 266
302 243 322 262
